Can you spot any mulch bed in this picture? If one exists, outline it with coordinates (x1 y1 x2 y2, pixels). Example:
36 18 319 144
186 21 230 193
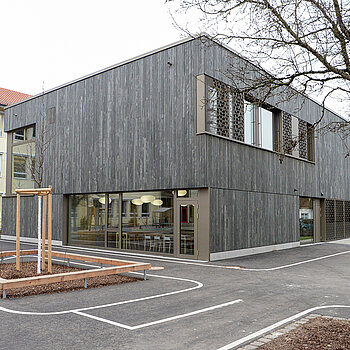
0 262 140 298
258 316 350 349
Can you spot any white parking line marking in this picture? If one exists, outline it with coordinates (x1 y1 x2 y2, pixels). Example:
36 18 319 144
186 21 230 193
217 304 350 350
0 273 202 315
72 311 134 330
74 299 243 330
131 299 243 330
4 239 350 271
228 250 350 271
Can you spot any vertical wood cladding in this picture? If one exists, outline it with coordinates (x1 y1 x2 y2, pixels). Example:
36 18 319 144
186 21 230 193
5 39 207 195
3 37 350 253
2 195 63 241
209 188 298 253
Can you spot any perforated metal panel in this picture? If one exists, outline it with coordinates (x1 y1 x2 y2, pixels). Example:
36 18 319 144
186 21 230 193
345 201 350 238
206 79 244 141
282 112 292 155
298 119 307 159
336 200 345 239
230 91 244 141
325 199 335 241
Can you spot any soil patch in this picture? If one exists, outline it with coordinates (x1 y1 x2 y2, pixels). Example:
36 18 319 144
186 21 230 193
258 316 350 349
0 262 140 298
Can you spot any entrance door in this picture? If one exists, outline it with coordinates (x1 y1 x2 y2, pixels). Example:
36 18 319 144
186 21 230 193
175 200 198 258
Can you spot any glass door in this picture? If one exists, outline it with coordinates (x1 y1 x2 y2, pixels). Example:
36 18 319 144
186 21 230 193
299 197 314 244
176 200 198 258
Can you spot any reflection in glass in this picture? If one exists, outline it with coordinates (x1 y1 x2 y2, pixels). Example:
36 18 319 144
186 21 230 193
299 197 314 243
177 189 198 198
180 204 195 255
244 101 254 145
12 142 35 193
107 194 119 248
261 108 273 150
121 191 174 253
69 194 106 247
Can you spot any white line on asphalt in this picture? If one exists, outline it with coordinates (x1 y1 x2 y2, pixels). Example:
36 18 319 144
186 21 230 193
237 250 350 271
0 273 203 315
74 299 243 330
72 311 134 330
5 239 350 272
217 304 350 350
130 299 243 330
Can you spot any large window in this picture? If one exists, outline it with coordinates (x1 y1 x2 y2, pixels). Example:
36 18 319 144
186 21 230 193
10 125 36 193
260 107 273 150
244 100 278 151
68 194 106 247
197 75 314 161
200 76 245 142
122 191 174 253
244 101 254 145
68 190 175 254
282 112 315 161
13 155 27 178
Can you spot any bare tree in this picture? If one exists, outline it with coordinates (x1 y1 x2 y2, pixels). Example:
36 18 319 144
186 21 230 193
28 90 52 188
167 0 350 154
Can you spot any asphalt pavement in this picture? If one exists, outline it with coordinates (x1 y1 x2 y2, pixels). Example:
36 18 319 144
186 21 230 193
1 239 350 350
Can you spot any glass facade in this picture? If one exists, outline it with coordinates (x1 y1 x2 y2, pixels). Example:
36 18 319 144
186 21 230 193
68 194 106 247
68 190 202 255
121 191 174 253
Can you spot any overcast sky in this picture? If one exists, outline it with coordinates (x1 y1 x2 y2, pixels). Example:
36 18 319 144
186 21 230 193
1 0 344 116
1 0 184 95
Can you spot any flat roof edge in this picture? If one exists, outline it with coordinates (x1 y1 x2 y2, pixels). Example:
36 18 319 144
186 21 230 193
5 33 346 121
5 35 200 109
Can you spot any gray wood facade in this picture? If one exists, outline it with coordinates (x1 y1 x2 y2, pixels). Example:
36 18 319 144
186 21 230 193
3 36 350 257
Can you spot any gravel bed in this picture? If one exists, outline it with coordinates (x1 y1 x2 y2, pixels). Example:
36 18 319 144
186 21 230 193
0 262 140 298
258 316 350 349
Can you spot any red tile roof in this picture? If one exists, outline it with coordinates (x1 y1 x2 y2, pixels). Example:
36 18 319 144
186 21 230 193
0 87 32 106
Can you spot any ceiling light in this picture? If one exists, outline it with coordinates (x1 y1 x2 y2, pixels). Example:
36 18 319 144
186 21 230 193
141 195 156 203
132 198 143 206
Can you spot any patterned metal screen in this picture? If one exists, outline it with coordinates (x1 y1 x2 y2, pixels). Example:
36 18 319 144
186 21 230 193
325 199 350 240
207 78 244 141
335 200 345 239
325 199 335 241
298 119 308 159
282 112 292 155
345 201 350 238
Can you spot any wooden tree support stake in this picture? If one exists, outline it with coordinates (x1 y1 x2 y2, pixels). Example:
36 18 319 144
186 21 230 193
15 187 53 273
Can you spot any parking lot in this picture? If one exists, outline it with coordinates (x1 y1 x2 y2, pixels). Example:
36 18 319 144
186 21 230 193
1 239 350 350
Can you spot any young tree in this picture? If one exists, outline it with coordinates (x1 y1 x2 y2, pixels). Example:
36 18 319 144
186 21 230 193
28 91 52 188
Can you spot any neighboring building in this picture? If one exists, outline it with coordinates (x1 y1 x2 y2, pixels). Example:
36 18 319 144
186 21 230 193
0 88 31 230
2 36 350 260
